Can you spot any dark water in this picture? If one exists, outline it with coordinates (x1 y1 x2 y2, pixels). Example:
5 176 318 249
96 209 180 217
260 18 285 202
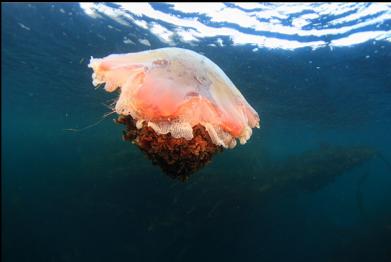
2 3 391 262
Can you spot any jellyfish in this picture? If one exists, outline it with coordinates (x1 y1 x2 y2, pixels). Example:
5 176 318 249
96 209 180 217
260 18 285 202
89 47 260 180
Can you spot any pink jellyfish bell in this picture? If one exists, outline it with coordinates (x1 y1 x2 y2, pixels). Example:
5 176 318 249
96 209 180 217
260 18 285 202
89 48 260 181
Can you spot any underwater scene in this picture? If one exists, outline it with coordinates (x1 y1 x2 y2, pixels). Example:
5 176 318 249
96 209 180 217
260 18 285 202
2 3 391 262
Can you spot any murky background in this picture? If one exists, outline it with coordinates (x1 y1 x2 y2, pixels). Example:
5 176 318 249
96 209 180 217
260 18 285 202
2 3 391 262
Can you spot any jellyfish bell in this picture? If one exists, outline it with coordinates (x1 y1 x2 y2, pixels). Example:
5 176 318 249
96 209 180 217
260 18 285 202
89 47 260 180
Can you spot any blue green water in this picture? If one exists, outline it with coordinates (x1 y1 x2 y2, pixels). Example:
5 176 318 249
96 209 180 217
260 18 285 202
2 3 391 262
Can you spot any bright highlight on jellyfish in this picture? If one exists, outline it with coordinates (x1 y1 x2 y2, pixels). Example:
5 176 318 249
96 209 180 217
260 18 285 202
89 47 260 180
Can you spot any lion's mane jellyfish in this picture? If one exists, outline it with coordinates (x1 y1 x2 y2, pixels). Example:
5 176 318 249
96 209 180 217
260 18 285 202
89 48 260 181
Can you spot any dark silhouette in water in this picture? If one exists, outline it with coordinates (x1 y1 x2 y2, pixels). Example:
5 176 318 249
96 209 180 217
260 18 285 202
144 144 377 232
264 145 377 193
